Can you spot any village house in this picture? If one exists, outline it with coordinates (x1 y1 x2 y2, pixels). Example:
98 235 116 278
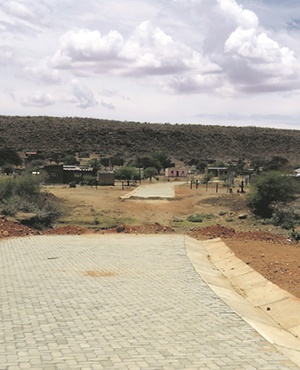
165 167 188 178
97 171 115 186
294 168 300 178
43 165 97 184
207 166 229 177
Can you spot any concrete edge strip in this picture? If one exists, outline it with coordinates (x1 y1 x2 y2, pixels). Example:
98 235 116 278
119 186 143 199
184 235 300 368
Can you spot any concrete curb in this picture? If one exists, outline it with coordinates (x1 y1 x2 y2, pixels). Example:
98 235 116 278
119 186 143 200
185 236 300 368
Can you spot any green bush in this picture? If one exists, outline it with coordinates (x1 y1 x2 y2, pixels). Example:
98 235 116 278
205 213 216 219
0 175 62 227
248 171 297 218
187 213 216 222
290 231 300 241
34 202 62 227
0 198 18 216
0 177 15 199
271 203 299 230
15 175 40 197
187 214 203 223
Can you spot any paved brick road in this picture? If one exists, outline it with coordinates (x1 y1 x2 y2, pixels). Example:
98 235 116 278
0 235 298 369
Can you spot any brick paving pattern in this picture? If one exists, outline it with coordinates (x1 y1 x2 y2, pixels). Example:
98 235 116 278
0 234 298 369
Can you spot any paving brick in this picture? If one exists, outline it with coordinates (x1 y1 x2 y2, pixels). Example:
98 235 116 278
0 235 298 369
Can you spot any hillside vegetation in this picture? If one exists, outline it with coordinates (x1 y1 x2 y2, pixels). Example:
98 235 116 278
0 115 299 163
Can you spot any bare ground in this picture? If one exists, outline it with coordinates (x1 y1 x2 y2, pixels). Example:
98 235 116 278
1 182 299 299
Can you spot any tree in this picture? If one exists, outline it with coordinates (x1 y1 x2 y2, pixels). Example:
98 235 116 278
144 167 158 182
250 158 266 174
62 155 79 165
88 159 101 170
265 156 290 171
100 157 110 169
210 160 226 167
0 148 22 167
46 151 62 164
115 167 139 185
152 152 173 170
248 171 298 218
111 155 124 167
139 155 161 172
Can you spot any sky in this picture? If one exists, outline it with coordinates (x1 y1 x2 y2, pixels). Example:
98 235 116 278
1 0 300 130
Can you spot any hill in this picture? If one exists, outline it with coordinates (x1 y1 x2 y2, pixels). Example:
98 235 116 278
0 115 299 164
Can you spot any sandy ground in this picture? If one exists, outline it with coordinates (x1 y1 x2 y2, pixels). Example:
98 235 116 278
1 182 299 299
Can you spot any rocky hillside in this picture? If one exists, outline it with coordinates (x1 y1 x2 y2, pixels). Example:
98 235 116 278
0 115 299 163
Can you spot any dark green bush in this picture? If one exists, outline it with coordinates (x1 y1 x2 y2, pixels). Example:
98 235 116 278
271 203 299 230
0 175 62 227
290 231 300 241
187 214 203 223
248 171 297 218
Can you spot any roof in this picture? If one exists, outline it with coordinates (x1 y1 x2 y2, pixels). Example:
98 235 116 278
63 165 94 172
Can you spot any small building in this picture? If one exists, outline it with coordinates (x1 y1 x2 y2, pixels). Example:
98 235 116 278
97 171 115 186
43 164 64 184
165 167 188 178
62 165 97 184
207 167 228 177
43 165 97 184
293 168 300 178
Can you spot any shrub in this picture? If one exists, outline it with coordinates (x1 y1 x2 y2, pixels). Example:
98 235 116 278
271 203 299 230
0 174 62 228
0 199 18 216
31 201 62 228
187 214 203 223
0 177 15 199
187 213 216 222
248 171 297 218
15 175 40 197
290 231 300 241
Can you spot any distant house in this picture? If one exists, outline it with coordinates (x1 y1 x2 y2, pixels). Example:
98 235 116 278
97 171 115 186
293 168 300 178
207 167 229 177
43 165 97 184
165 167 188 178
43 164 64 184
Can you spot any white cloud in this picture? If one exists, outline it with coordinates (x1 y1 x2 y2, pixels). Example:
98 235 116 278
101 100 115 110
71 80 98 109
3 1 35 21
1 0 300 128
0 0 50 34
0 46 15 66
21 91 55 107
23 61 61 84
51 28 124 71
225 27 298 74
51 21 220 79
218 0 258 29
221 5 300 93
